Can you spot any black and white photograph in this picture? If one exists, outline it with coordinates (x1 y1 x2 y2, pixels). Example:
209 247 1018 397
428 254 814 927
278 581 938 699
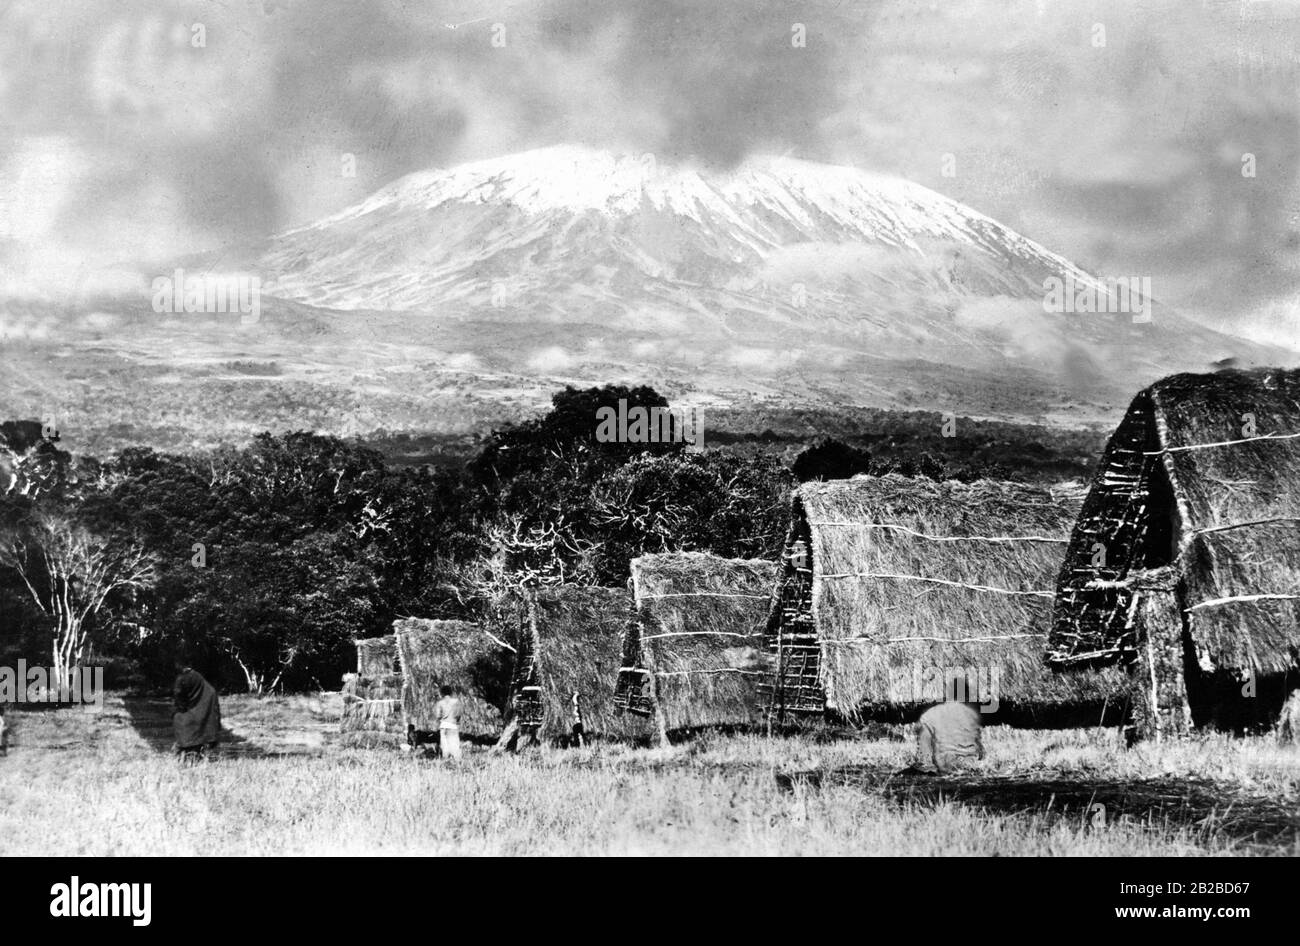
0 0 1297 890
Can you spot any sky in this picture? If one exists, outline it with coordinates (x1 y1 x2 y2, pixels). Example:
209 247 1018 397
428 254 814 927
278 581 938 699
1 0 1298 345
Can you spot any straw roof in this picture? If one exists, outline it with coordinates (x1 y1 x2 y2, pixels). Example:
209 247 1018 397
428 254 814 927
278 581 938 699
1051 367 1300 677
629 552 778 731
502 586 650 740
792 474 1125 716
341 636 404 745
339 672 405 743
393 618 510 737
354 635 399 678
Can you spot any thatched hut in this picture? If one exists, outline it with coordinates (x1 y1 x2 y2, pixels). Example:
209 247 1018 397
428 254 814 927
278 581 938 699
1050 368 1300 740
617 553 778 740
393 618 511 740
355 635 400 678
340 634 405 746
767 474 1126 724
494 586 651 742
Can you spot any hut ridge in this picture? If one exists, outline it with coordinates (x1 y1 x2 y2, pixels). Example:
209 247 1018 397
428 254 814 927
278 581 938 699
497 586 650 741
393 618 510 738
772 474 1125 720
623 552 778 733
1051 367 1300 678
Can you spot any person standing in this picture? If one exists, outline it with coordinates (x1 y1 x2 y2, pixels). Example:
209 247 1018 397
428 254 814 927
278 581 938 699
570 690 586 748
172 659 221 761
433 684 463 760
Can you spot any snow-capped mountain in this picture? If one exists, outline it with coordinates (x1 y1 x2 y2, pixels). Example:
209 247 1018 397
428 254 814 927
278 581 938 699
260 144 1103 317
245 145 1282 421
5 146 1283 456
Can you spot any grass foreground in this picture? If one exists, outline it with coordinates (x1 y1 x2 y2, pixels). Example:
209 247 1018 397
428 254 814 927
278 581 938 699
1 693 1297 856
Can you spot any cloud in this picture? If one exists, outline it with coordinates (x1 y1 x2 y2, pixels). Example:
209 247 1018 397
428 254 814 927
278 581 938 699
0 0 853 244
954 296 1058 356
527 345 574 372
0 0 1297 345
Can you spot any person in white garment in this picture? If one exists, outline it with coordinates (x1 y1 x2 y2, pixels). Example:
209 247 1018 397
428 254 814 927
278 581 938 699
433 684 463 760
571 691 585 748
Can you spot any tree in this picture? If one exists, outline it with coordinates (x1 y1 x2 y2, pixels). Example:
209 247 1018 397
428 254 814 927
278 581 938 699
0 512 156 690
78 434 470 692
461 385 688 592
792 439 873 482
468 384 679 490
169 529 378 693
0 420 76 501
588 452 790 582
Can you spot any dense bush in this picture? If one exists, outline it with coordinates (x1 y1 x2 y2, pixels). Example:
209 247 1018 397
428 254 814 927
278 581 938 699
0 386 794 692
0 384 1084 692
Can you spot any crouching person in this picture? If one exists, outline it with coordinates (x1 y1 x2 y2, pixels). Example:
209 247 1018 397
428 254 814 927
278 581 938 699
434 684 463 761
173 659 221 762
915 701 985 774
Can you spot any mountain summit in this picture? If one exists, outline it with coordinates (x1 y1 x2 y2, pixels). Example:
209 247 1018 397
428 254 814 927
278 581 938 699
260 144 1102 315
250 145 1274 420
5 147 1282 455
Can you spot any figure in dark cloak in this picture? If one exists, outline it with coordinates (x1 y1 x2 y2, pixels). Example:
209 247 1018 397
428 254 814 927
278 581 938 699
173 660 221 761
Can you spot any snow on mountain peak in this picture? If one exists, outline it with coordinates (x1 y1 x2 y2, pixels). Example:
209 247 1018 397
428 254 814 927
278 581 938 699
264 144 1101 312
286 144 1022 249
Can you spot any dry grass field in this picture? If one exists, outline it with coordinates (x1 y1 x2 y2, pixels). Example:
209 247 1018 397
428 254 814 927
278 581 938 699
1 693 1297 856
